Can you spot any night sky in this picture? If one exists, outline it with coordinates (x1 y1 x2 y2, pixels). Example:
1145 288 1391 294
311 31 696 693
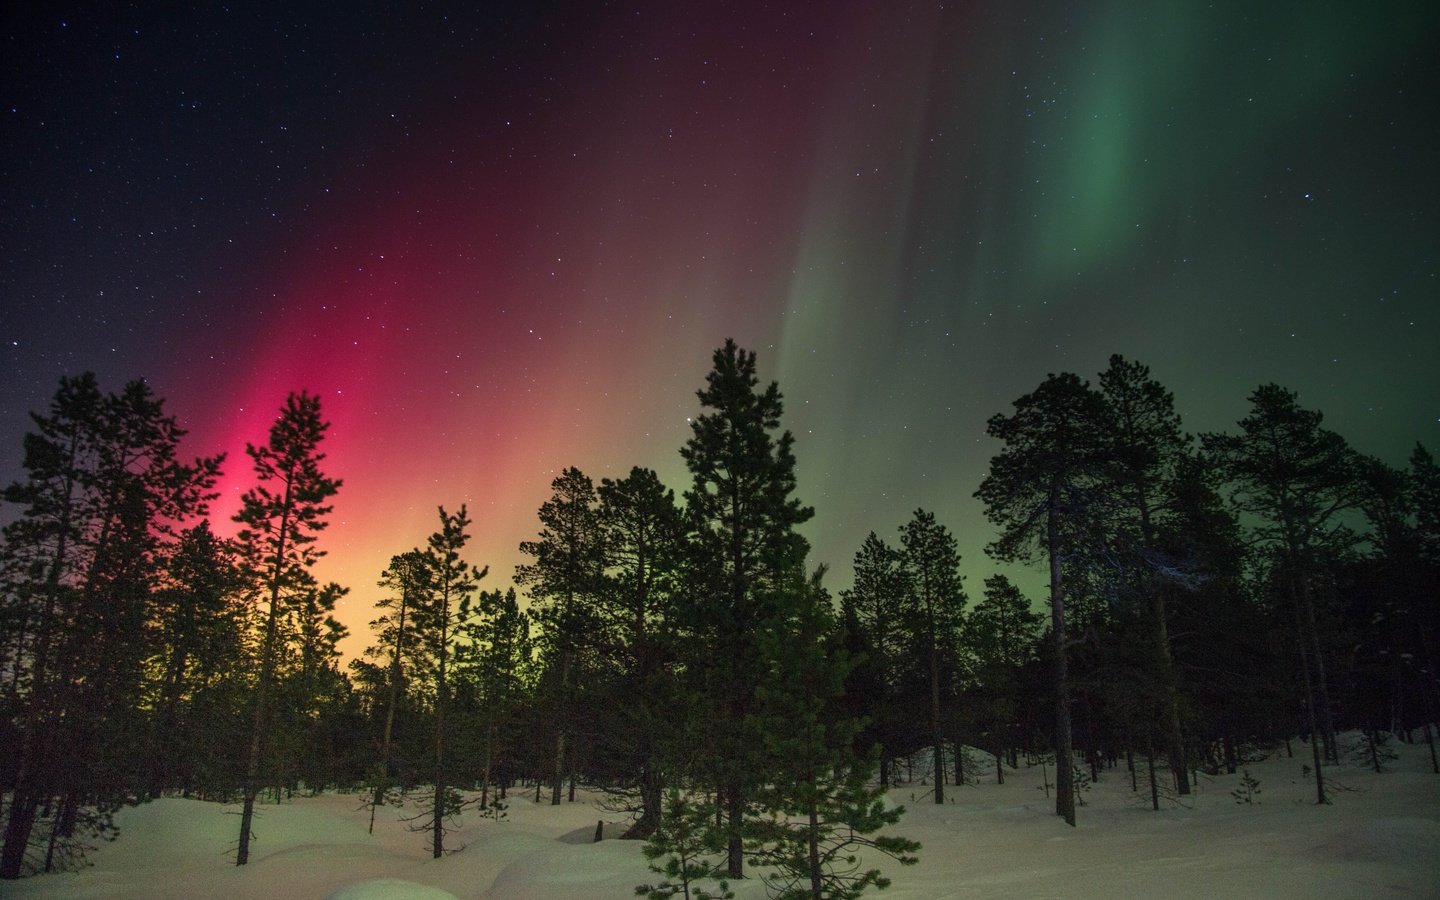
3 1 1437 657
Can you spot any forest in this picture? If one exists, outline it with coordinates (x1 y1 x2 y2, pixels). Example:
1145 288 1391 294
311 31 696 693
1 340 1437 898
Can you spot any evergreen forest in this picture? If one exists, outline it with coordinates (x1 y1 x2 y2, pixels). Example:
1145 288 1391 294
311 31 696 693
1 342 1437 898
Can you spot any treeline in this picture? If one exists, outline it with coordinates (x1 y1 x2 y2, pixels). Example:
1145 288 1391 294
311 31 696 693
0 344 1437 897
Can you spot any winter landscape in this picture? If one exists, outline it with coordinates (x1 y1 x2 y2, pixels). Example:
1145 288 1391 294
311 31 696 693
7 735 1439 900
4 2 1439 898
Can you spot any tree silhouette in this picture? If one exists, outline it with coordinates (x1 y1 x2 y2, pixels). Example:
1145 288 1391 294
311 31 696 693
233 391 340 866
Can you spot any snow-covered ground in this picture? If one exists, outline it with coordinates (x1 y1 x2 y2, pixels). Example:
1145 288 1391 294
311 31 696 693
8 734 1439 899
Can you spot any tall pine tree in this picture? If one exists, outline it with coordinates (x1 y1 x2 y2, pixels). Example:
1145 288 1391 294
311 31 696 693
975 372 1112 827
413 505 486 857
1 375 220 877
233 391 340 866
897 510 966 803
680 339 813 877
516 467 603 806
1202 385 1361 804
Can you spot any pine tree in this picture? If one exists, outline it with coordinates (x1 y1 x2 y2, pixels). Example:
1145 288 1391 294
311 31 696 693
635 789 734 900
840 533 910 788
595 467 684 837
410 505 487 857
679 339 813 877
1 375 220 878
967 575 1043 782
360 551 431 831
1096 354 1193 794
1202 384 1361 804
975 372 1113 827
457 587 531 814
233 391 341 866
146 520 244 797
897 510 966 804
516 466 603 806
746 567 920 899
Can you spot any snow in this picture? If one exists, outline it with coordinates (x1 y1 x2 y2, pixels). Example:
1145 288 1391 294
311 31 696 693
327 880 460 900
7 734 1439 899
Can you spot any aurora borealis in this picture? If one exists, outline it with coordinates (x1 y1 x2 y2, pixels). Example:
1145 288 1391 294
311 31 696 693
3 1 1437 657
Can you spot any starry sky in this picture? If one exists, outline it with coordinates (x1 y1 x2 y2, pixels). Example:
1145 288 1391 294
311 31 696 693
2 1 1437 658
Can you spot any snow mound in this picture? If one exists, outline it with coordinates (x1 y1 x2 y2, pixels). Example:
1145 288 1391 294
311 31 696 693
326 878 460 900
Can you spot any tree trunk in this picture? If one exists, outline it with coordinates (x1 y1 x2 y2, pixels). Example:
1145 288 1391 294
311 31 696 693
929 633 944 803
237 485 295 867
1048 484 1075 827
1151 588 1191 795
1295 620 1327 805
0 473 77 880
1 792 39 878
726 783 744 878
1296 575 1338 762
1146 742 1159 811
237 584 283 866
552 651 570 806
626 761 663 839
807 790 822 899
480 723 495 813
433 607 449 859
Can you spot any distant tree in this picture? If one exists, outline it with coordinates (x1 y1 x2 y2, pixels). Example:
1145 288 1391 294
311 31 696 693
359 551 431 831
967 575 1043 782
897 510 966 803
282 580 352 792
1157 455 1281 778
516 466 603 805
595 467 684 837
975 372 1113 827
233 391 341 866
457 587 531 813
1096 354 1193 794
1412 444 1440 564
680 339 813 877
1202 385 1360 804
145 520 243 797
1405 445 1440 771
410 505 487 857
840 533 910 788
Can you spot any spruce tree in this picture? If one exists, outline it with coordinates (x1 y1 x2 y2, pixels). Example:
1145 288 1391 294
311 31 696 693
146 520 243 797
680 339 813 877
457 587 531 814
